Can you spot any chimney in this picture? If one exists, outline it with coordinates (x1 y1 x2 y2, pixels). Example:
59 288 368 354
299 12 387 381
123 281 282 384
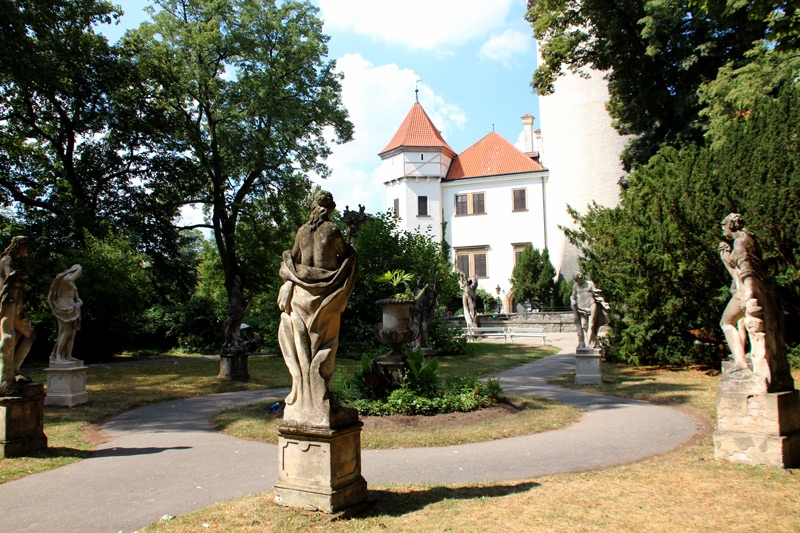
521 114 535 155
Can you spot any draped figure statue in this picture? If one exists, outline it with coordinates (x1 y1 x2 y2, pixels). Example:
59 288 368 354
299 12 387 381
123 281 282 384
277 190 358 428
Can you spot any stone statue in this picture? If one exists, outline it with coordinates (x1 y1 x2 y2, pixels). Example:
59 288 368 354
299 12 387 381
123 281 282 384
718 213 793 392
342 204 368 245
410 277 440 353
570 271 609 349
277 190 358 428
460 273 478 328
0 237 35 395
48 264 83 363
223 275 253 352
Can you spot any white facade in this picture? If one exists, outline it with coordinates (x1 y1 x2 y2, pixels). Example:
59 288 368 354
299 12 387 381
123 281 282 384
538 69 629 278
442 172 547 300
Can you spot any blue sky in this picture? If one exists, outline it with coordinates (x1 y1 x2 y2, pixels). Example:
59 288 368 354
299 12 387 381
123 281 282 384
102 0 540 215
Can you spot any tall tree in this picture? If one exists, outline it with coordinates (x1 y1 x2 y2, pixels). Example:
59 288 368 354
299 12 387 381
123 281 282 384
0 0 188 254
526 0 771 169
565 83 800 366
126 0 353 295
509 244 560 309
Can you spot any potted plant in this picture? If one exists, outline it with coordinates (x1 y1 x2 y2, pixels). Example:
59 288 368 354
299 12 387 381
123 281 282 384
374 270 419 371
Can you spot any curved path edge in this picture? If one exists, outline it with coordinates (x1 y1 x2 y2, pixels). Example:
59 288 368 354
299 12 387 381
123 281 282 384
0 337 698 533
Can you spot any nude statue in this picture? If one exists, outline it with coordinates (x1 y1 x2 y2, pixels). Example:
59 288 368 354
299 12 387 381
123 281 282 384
460 273 478 328
0 237 36 395
718 213 793 392
48 264 83 363
571 271 609 349
277 190 358 428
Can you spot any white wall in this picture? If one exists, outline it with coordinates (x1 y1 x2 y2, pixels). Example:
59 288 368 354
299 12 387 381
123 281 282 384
538 69 629 278
443 171 547 298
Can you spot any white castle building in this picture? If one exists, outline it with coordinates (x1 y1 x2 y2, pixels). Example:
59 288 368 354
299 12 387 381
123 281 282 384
381 76 627 310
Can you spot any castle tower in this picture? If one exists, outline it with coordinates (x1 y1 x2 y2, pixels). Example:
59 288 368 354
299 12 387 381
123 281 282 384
379 102 457 242
538 69 629 278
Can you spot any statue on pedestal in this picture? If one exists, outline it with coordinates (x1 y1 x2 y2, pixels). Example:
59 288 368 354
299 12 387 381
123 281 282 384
718 213 793 392
277 190 358 428
570 271 609 349
460 273 478 328
48 264 83 363
0 237 36 395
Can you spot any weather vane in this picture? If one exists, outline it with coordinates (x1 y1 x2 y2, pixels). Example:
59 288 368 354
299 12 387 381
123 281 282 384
415 79 422 103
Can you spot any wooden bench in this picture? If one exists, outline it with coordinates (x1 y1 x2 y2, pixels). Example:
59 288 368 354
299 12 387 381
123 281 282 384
506 326 547 345
466 326 508 342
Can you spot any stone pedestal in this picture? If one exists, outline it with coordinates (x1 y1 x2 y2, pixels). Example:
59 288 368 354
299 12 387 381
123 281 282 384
1 383 47 457
219 349 249 381
44 360 88 407
575 348 603 385
713 362 800 468
274 421 368 513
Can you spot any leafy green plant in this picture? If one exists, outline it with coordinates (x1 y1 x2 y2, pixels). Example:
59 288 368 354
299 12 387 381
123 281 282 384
403 347 441 395
375 269 416 299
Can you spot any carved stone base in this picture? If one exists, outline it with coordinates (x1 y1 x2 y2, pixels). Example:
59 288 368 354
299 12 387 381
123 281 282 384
713 388 800 468
275 422 368 513
575 348 603 385
44 360 88 407
219 349 249 381
0 383 47 457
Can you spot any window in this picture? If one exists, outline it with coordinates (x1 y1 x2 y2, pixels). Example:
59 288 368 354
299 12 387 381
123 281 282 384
393 198 400 218
454 246 489 278
513 189 527 212
455 194 468 215
418 195 428 216
472 192 485 214
421 153 424 161
512 243 532 264
456 254 470 276
454 192 486 216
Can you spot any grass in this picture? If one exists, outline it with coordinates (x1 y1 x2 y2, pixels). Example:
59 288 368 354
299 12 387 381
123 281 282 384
1 342 554 483
142 363 800 533
214 394 580 449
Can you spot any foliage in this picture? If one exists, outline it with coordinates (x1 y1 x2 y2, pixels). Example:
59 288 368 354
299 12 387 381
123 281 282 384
565 83 800 365
124 0 353 298
339 213 458 356
474 288 499 314
403 347 441 396
509 245 563 309
526 0 774 169
0 0 189 257
338 343 501 416
375 269 416 300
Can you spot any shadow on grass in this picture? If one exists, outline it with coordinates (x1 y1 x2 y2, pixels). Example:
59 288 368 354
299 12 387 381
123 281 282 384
357 481 540 518
548 366 709 407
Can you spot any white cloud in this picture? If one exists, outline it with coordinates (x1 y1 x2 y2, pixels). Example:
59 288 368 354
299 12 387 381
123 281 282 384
479 29 531 66
319 0 516 50
312 53 466 213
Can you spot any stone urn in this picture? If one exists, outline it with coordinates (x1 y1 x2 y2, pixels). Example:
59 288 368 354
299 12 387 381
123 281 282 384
374 298 419 375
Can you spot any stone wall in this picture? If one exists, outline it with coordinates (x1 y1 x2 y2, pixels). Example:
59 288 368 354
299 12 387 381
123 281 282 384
443 311 576 333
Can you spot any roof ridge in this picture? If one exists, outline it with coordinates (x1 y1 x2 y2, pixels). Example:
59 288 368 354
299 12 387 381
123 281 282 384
378 103 456 157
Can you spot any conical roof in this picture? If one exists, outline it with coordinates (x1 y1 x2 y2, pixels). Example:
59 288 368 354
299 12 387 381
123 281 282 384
378 103 456 158
447 131 544 179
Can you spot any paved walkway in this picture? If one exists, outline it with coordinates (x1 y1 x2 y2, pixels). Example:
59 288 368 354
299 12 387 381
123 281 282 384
0 334 698 533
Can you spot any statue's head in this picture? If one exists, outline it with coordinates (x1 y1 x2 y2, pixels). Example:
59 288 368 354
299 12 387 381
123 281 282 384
721 213 744 236
572 271 585 283
312 189 336 211
3 236 29 258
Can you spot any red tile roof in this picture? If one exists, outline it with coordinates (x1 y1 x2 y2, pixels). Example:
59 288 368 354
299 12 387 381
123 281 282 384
378 103 457 158
447 132 544 179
